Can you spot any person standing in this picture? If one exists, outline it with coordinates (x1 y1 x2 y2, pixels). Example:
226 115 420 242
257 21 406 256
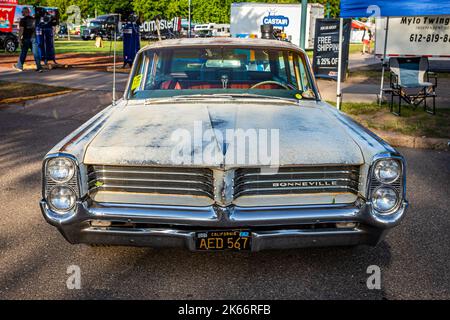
361 27 372 55
12 7 42 72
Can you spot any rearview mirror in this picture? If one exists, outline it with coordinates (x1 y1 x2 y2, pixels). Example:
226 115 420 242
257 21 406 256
205 59 241 69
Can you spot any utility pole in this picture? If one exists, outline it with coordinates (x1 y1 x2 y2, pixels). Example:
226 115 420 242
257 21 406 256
299 0 308 49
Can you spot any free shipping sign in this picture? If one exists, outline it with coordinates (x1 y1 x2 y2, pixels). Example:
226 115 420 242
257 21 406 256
375 16 450 57
312 19 351 81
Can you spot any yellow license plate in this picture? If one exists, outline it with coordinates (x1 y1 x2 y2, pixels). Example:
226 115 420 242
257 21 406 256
195 230 251 251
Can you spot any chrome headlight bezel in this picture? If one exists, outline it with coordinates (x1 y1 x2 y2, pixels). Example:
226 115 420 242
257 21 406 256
374 159 401 184
371 186 400 214
46 157 76 183
42 153 81 214
367 153 406 216
47 185 77 214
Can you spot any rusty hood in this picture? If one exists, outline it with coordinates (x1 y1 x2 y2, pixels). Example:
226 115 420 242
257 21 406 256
83 100 365 168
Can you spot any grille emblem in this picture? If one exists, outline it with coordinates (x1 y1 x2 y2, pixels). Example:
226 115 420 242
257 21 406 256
272 181 338 188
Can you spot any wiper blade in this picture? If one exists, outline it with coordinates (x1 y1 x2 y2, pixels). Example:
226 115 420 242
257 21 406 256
145 94 235 104
144 92 312 104
210 93 298 102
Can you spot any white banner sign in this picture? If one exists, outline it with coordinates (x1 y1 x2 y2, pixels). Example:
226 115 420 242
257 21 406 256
375 16 450 57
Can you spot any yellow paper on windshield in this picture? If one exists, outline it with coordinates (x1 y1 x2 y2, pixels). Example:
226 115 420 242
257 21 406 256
131 74 143 91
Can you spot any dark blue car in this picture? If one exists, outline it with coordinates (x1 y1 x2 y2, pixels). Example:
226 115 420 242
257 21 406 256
0 31 19 53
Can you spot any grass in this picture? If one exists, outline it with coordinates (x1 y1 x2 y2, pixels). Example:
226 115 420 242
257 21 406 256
348 69 450 80
53 39 124 55
1 39 125 56
333 101 450 139
349 43 364 55
0 80 72 103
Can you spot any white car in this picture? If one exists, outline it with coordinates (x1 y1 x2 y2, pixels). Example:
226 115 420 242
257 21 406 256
41 38 408 251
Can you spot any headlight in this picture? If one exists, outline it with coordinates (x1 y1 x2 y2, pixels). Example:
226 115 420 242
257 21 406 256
372 187 399 213
48 186 76 213
374 159 400 184
46 157 75 183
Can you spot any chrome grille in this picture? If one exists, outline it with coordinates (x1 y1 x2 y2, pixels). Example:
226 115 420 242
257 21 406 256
45 176 79 197
88 165 214 199
234 166 360 198
369 179 402 195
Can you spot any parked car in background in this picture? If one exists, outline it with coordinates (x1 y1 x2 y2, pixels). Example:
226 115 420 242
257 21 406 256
0 31 19 53
40 38 408 252
81 14 122 40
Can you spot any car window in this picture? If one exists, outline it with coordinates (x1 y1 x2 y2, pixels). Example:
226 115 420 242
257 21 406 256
129 46 316 100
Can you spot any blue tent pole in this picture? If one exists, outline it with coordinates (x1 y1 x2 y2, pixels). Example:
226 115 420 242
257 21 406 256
378 17 389 105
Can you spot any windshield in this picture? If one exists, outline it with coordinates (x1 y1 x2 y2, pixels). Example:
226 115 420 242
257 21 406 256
128 47 317 100
88 21 102 28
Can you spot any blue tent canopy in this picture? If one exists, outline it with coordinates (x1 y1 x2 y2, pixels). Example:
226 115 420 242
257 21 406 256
340 0 450 18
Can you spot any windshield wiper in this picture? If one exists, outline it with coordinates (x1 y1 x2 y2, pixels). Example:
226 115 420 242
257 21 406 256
144 94 236 104
144 92 313 105
210 93 298 102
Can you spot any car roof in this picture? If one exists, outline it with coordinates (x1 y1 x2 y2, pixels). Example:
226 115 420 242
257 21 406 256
138 38 305 54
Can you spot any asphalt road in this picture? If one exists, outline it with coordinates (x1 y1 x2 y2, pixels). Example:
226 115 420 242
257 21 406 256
0 93 449 300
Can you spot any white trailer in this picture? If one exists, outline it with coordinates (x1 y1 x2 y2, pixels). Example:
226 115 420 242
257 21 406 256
230 2 324 49
194 23 231 37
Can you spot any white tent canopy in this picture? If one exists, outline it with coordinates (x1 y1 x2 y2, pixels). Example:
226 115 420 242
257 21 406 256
336 0 450 109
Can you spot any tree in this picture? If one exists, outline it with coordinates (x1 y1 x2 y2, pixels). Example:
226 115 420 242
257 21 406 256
315 0 340 18
20 0 341 24
133 0 169 21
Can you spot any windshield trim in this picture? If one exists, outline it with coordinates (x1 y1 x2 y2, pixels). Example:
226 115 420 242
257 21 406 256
124 45 321 102
144 92 301 104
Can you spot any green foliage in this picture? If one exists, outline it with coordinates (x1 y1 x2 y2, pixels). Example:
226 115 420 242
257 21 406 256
19 0 134 21
19 0 341 23
315 0 340 18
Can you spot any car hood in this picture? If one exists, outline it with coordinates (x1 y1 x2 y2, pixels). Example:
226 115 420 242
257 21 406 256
83 100 364 168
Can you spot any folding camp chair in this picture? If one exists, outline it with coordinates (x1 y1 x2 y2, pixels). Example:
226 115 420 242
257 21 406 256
388 57 437 116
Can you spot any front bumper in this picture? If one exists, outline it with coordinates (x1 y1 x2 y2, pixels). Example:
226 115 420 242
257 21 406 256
40 199 408 251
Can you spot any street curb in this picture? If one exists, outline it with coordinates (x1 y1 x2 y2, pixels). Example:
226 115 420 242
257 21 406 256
106 66 131 73
373 129 449 151
0 90 74 105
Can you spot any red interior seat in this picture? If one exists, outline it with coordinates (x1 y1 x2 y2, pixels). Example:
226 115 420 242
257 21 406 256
160 81 280 90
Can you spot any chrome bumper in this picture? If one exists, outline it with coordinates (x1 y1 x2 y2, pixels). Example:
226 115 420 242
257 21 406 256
40 199 408 251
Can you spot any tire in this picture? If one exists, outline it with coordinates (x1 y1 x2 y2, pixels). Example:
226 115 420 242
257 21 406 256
4 38 17 53
81 36 89 41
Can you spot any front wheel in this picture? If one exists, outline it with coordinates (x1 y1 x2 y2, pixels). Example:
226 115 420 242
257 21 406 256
4 39 17 53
